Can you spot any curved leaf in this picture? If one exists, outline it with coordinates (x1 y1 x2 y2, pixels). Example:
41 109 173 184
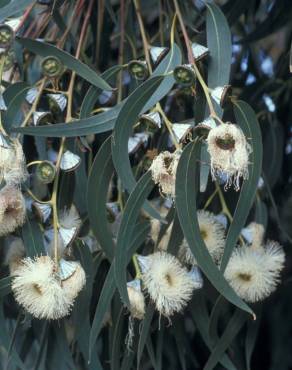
4 84 31 133
89 222 150 360
220 101 263 271
16 37 112 90
203 309 247 370
14 44 181 137
206 3 232 89
175 140 254 316
80 65 123 119
0 0 34 22
112 76 164 219
87 136 115 262
114 171 154 308
0 276 12 297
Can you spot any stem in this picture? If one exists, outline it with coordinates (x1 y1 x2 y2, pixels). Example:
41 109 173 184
133 0 152 70
215 182 233 222
192 63 216 117
132 254 142 279
172 0 194 64
117 0 125 103
51 0 94 265
203 187 218 210
156 105 180 150
0 54 7 135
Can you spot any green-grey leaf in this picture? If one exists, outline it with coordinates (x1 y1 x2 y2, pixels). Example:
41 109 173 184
114 171 154 308
175 140 254 316
0 0 34 22
203 309 247 370
0 276 12 297
112 76 163 219
87 136 115 262
16 37 112 90
22 216 45 257
220 101 263 271
80 65 123 119
89 222 150 361
14 44 181 137
206 3 232 88
137 304 155 366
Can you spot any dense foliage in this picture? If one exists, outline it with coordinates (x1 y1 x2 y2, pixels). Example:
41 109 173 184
0 0 292 369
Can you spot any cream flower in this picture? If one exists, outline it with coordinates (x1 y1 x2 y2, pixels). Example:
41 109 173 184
0 137 27 185
61 261 86 301
127 279 145 320
0 186 26 236
150 150 181 198
5 237 25 273
138 252 197 316
12 256 73 319
224 241 285 302
179 210 225 265
207 123 252 190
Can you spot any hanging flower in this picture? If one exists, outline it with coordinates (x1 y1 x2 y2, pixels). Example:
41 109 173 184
138 251 197 316
0 137 27 185
11 256 73 320
0 186 26 236
150 150 181 198
207 123 252 190
224 240 285 303
179 210 226 265
127 279 145 320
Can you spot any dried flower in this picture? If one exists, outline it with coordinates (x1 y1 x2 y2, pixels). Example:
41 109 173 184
207 123 252 190
127 279 145 320
0 137 27 185
224 241 285 302
0 186 26 236
150 150 181 198
179 210 226 265
138 252 197 316
12 256 73 319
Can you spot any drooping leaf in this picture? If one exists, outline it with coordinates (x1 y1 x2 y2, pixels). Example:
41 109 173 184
206 3 232 89
203 309 247 370
114 171 154 308
14 45 181 137
137 304 155 366
89 222 150 360
0 0 34 22
112 76 164 219
175 140 254 316
16 37 113 90
0 276 12 297
80 65 123 119
87 136 115 262
220 101 263 271
22 216 45 257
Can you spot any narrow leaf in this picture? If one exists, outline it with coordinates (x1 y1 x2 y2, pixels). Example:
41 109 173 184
114 171 154 308
87 136 115 262
0 0 34 22
220 101 263 271
175 140 254 316
203 309 247 370
14 45 181 137
16 37 112 90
